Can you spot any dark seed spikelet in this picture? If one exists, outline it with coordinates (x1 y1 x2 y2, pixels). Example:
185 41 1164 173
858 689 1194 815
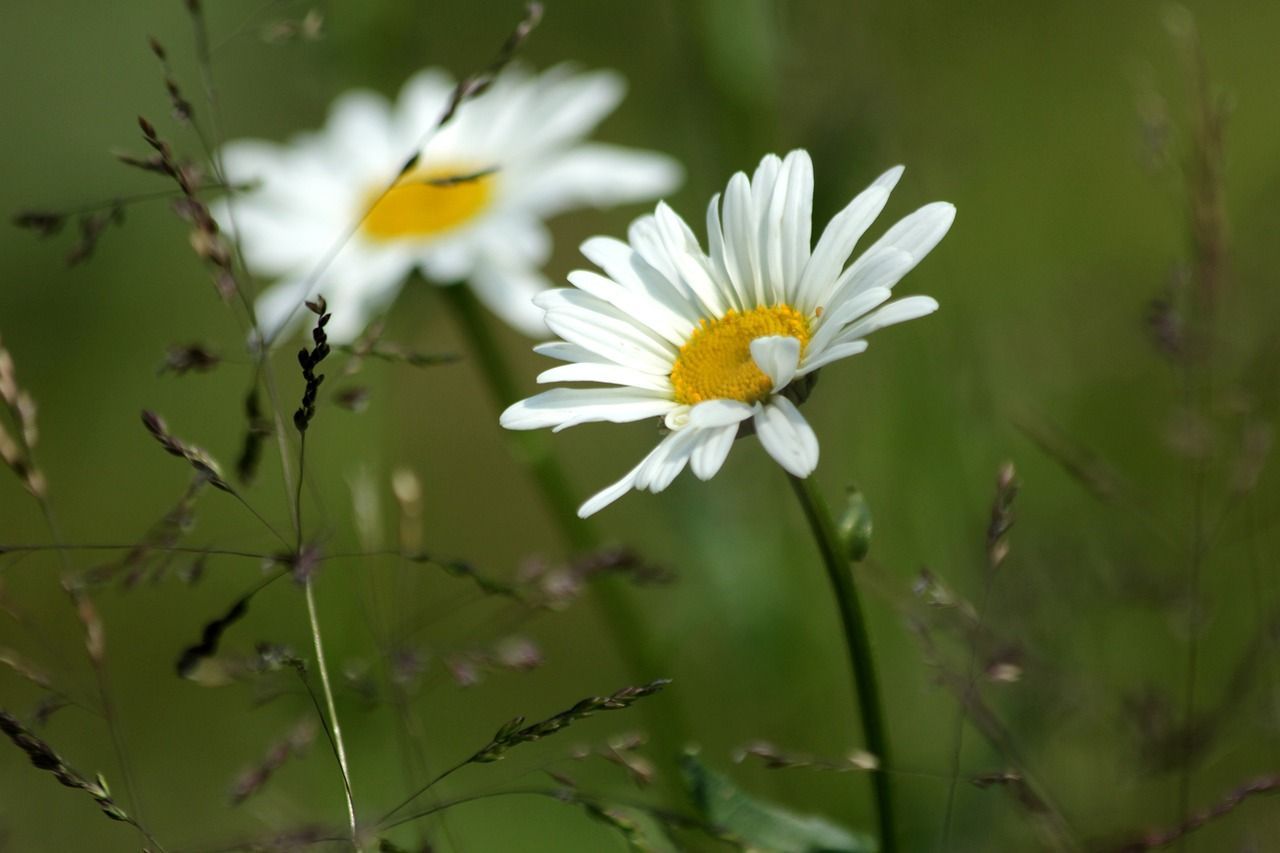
141 409 232 492
236 386 272 485
294 297 331 433
11 210 66 236
136 115 237 300
0 711 133 825
176 594 251 678
159 342 220 376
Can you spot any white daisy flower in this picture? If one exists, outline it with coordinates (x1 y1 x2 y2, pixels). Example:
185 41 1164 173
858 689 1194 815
500 150 954 517
215 64 682 342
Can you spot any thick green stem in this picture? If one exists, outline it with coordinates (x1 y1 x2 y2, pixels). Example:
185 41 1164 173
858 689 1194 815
789 475 896 853
440 282 688 785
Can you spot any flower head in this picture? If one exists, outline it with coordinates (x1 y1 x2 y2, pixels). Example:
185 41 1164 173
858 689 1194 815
215 65 682 342
501 150 954 517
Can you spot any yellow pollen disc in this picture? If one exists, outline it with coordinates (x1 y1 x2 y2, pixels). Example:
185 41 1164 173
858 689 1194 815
361 166 492 241
670 304 811 405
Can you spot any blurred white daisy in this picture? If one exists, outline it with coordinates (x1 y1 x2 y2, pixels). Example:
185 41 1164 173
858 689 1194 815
215 65 682 342
501 150 954 517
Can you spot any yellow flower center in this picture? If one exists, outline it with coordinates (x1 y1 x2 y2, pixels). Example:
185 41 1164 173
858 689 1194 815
361 166 493 241
670 305 810 405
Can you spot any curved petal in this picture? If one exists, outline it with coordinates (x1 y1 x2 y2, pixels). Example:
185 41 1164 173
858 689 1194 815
635 426 702 492
690 424 739 480
654 202 727 317
704 193 742 312
536 361 672 392
823 248 914 315
749 336 802 392
578 432 675 518
499 387 677 432
720 171 761 307
468 260 553 338
778 150 814 304
537 288 678 359
579 235 703 327
533 341 613 364
513 66 626 156
841 202 955 293
754 397 819 477
688 398 755 428
797 339 869 376
324 89 398 173
832 295 940 346
515 143 682 215
795 165 902 313
567 269 693 345
807 286 892 356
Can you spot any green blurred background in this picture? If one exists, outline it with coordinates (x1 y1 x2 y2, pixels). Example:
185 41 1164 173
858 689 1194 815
3 0 1280 850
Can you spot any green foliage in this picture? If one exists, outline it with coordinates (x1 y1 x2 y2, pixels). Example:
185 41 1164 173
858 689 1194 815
681 753 877 853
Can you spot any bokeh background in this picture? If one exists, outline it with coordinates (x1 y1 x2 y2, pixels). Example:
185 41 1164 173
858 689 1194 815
3 0 1280 850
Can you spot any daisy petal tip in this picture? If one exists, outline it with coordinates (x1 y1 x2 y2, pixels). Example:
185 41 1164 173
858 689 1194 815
929 201 958 230
878 164 906 187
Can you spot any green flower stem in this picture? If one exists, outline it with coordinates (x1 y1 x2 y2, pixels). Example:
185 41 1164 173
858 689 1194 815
440 282 688 784
789 474 897 853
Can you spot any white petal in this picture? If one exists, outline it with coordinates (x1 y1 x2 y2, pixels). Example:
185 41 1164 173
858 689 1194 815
749 336 802 392
536 362 672 392
514 67 626 155
499 388 676 432
578 432 678 518
869 200 954 259
688 398 755 428
806 286 892 355
795 165 902 313
394 69 457 149
467 260 553 338
842 202 955 292
254 249 409 344
704 193 742 312
823 247 914 313
533 341 612 364
626 214 684 295
567 270 692 345
537 288 677 358
757 155 791 305
778 150 814 303
754 397 819 477
797 339 869 375
543 310 675 374
253 278 311 344
324 90 397 172
580 235 703 327
219 200 332 275
514 143 682 215
834 295 939 345
655 203 727 316
750 154 783 209
635 427 701 492
578 470 639 517
690 424 739 480
721 171 761 307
